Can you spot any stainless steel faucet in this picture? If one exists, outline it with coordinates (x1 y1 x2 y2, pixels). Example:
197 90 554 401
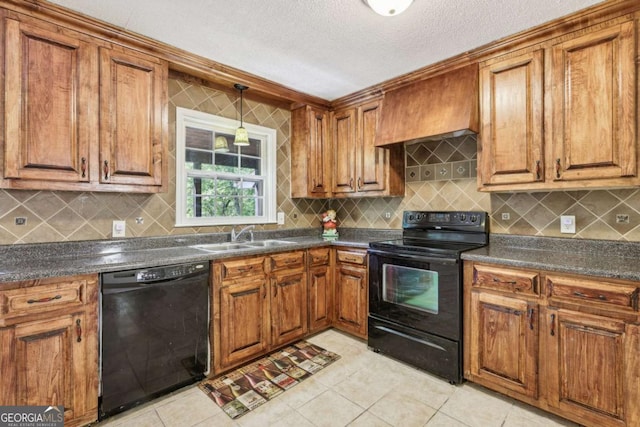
231 225 255 242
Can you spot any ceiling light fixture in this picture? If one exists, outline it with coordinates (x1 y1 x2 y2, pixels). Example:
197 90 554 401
364 0 414 16
233 83 250 146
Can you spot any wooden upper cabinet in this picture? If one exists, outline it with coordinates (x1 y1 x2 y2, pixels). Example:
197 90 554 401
290 105 331 198
479 50 544 188
3 18 97 185
1 14 168 193
99 48 167 188
550 20 636 183
478 18 638 192
332 107 357 194
332 100 404 197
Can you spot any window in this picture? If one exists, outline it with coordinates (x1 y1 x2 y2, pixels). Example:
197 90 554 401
175 107 277 226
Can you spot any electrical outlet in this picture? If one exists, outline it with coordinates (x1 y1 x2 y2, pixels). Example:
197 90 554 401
277 212 285 225
501 212 510 221
14 217 27 226
112 220 126 238
383 212 392 219
560 215 576 234
616 214 630 224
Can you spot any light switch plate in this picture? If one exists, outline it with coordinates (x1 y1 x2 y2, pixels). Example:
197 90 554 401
112 220 126 238
560 215 576 234
277 212 285 225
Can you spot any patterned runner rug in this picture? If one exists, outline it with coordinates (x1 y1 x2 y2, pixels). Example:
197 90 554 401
199 340 340 419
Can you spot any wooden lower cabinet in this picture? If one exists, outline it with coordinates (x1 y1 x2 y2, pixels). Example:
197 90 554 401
0 274 99 427
333 248 368 338
308 247 333 333
217 277 270 370
271 269 308 347
464 261 640 427
468 291 538 399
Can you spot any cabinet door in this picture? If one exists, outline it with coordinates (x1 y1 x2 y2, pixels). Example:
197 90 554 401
219 279 269 369
357 100 387 192
0 312 97 425
332 108 357 194
309 107 331 195
99 48 166 187
544 307 630 426
334 263 367 338
309 264 332 332
550 21 636 182
271 271 308 347
469 291 538 398
4 18 96 183
479 50 544 187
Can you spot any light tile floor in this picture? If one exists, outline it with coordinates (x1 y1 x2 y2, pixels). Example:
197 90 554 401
99 329 579 427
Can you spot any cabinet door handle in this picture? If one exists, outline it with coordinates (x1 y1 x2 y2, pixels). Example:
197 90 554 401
349 178 354 189
262 284 266 299
357 177 362 189
555 158 561 179
550 313 556 336
27 295 62 304
81 157 87 178
492 278 516 285
103 160 110 180
535 160 541 180
76 319 82 343
527 308 534 330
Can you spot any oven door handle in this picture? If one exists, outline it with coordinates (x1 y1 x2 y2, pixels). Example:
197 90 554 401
367 249 458 265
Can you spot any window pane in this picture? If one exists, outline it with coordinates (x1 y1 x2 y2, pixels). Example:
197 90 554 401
186 149 213 170
240 156 261 175
186 127 213 150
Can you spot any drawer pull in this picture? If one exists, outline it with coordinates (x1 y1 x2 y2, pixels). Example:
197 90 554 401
550 313 556 336
598 294 607 301
76 319 82 343
27 295 62 304
492 278 517 285
573 291 586 298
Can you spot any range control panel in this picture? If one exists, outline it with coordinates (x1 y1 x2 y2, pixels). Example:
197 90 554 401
403 211 488 230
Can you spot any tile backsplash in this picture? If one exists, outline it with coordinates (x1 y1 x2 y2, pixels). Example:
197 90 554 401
1 77 639 244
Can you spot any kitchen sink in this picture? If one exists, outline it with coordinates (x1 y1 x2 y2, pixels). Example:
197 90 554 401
247 240 295 248
191 242 254 252
191 239 295 253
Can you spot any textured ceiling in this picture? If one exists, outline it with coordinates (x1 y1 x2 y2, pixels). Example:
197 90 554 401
48 0 604 101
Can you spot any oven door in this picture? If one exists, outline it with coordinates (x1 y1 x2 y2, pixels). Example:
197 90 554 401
368 248 461 340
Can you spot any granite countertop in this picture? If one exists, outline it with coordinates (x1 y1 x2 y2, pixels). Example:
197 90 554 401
462 234 640 282
0 228 399 283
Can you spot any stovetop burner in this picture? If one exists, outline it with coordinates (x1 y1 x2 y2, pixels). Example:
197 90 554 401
369 210 489 257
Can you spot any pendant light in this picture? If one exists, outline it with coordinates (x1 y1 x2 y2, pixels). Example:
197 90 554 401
364 0 414 16
233 83 250 146
214 135 229 153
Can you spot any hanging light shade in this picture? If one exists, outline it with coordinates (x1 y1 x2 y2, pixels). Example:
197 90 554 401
233 84 250 146
214 135 229 153
365 0 414 16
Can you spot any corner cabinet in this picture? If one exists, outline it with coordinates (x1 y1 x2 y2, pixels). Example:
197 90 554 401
290 105 331 198
464 261 640 427
1 14 168 193
290 99 404 198
478 18 638 192
0 274 99 427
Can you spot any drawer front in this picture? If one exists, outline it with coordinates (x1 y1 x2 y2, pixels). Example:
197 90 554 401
336 249 367 266
0 280 87 323
270 251 305 271
218 257 267 280
472 263 539 295
547 275 639 311
308 248 330 266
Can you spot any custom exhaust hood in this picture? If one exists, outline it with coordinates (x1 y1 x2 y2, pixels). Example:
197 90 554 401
375 63 479 146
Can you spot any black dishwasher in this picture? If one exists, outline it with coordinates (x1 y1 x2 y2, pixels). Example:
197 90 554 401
100 262 210 419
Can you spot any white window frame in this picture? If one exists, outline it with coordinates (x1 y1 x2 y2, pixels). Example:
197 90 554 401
175 107 277 227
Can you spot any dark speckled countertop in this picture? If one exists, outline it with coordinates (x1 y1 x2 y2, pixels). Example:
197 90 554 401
0 228 400 284
462 234 640 281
